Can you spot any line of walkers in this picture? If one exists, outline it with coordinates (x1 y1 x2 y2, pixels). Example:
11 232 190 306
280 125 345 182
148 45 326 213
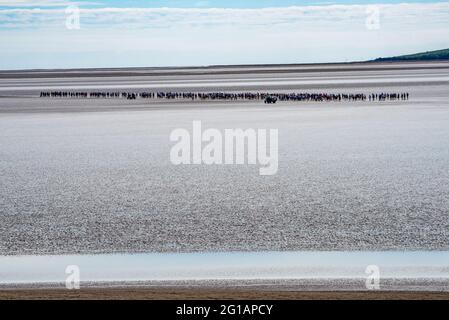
40 91 410 102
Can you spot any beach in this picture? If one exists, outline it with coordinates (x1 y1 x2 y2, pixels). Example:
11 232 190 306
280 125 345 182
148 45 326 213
1 61 449 295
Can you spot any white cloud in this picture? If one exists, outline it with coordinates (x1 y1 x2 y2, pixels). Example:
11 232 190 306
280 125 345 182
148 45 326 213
1 3 449 30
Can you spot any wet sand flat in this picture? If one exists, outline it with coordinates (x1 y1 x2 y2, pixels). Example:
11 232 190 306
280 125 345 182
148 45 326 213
1 61 449 255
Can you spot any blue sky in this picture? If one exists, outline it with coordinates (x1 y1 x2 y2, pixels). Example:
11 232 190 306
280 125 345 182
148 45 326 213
1 1 449 69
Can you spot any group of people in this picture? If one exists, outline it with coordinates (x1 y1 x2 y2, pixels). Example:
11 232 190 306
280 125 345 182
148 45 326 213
40 91 410 102
369 93 409 101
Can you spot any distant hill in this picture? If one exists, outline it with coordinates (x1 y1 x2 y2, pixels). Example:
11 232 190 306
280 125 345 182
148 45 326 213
374 49 449 62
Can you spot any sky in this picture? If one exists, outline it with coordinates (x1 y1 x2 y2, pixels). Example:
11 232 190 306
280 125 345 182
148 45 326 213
1 0 449 70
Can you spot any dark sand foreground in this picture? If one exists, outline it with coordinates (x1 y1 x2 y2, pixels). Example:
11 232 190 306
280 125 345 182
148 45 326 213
1 288 449 300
